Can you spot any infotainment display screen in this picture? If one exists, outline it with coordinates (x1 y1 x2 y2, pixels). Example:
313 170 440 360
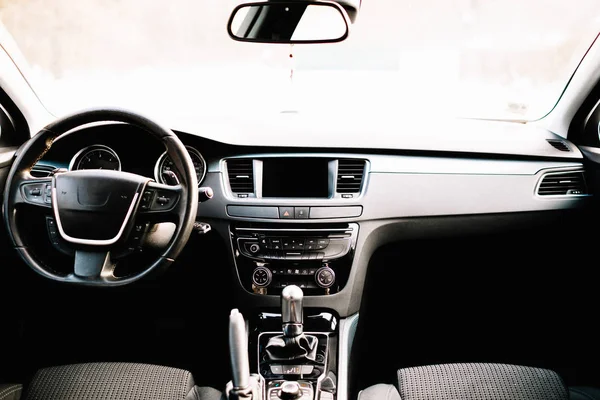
262 158 329 198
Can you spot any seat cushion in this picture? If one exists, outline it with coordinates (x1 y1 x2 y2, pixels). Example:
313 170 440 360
570 387 600 400
0 384 22 400
396 363 569 400
23 362 197 400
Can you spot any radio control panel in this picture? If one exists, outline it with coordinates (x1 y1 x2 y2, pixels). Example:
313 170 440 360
231 223 358 295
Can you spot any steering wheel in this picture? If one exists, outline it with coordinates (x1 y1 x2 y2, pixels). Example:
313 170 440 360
2 108 198 286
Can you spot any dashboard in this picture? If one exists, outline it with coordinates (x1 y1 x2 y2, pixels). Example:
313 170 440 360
31 120 592 316
42 126 208 187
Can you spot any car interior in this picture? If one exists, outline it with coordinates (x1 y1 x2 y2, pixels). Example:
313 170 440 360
1 0 600 399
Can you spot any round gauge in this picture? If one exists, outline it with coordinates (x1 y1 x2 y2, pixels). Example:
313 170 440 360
154 146 206 186
69 145 121 171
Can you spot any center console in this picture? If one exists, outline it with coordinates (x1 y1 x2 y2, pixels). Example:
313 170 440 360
227 287 338 400
231 223 358 295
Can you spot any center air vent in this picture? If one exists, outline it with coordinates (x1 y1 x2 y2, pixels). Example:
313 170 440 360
547 139 571 152
336 159 366 193
227 159 254 193
537 170 587 196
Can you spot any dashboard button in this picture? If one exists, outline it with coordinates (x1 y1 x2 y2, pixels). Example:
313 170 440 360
282 238 292 250
316 238 329 249
282 365 302 375
290 238 305 250
301 365 314 374
295 207 309 219
269 238 282 250
279 207 294 219
270 365 283 374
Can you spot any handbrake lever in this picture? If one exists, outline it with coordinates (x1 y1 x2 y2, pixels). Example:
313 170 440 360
226 309 262 400
229 309 250 390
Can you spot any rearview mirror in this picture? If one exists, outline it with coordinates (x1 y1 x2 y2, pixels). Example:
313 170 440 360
227 1 350 44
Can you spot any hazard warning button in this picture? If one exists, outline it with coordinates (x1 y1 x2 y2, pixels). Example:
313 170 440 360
279 207 295 219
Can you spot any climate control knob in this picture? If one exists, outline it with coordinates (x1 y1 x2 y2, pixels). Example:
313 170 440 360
252 266 272 287
315 266 335 288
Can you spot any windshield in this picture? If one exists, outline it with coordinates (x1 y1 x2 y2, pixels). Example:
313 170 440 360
0 0 598 127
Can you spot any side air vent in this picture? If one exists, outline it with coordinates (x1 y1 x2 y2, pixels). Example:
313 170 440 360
336 159 366 193
30 164 55 178
227 159 254 193
538 171 587 196
547 139 571 152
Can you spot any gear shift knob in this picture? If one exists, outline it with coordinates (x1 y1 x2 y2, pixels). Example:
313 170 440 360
281 285 304 337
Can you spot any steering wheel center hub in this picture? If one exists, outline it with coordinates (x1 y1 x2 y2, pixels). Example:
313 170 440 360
53 170 148 245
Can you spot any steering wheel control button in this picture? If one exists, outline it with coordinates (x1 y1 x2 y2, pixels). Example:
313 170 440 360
46 217 58 240
150 190 179 211
156 196 169 205
45 184 52 203
45 217 72 255
22 183 51 205
315 267 335 288
252 266 272 287
294 207 309 219
140 190 154 211
279 207 294 219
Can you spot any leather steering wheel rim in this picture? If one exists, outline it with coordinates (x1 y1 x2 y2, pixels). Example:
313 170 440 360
2 108 198 286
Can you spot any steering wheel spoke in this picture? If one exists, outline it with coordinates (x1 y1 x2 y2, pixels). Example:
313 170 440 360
138 181 183 220
73 250 115 280
13 174 53 208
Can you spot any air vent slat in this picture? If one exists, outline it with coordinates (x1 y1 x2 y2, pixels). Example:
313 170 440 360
547 139 571 152
336 159 365 194
30 165 55 178
227 159 254 193
537 171 587 196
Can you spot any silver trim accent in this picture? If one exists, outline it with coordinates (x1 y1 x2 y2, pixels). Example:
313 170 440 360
534 168 591 198
68 144 122 171
154 145 207 187
235 227 353 232
337 314 359 400
52 188 140 246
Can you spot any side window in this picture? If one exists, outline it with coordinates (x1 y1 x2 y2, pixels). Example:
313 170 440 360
0 88 29 147
0 104 15 141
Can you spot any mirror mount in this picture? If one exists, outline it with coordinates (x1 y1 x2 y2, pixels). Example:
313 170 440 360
227 0 351 44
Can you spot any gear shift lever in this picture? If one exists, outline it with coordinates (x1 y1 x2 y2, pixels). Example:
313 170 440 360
282 285 304 337
265 285 318 362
